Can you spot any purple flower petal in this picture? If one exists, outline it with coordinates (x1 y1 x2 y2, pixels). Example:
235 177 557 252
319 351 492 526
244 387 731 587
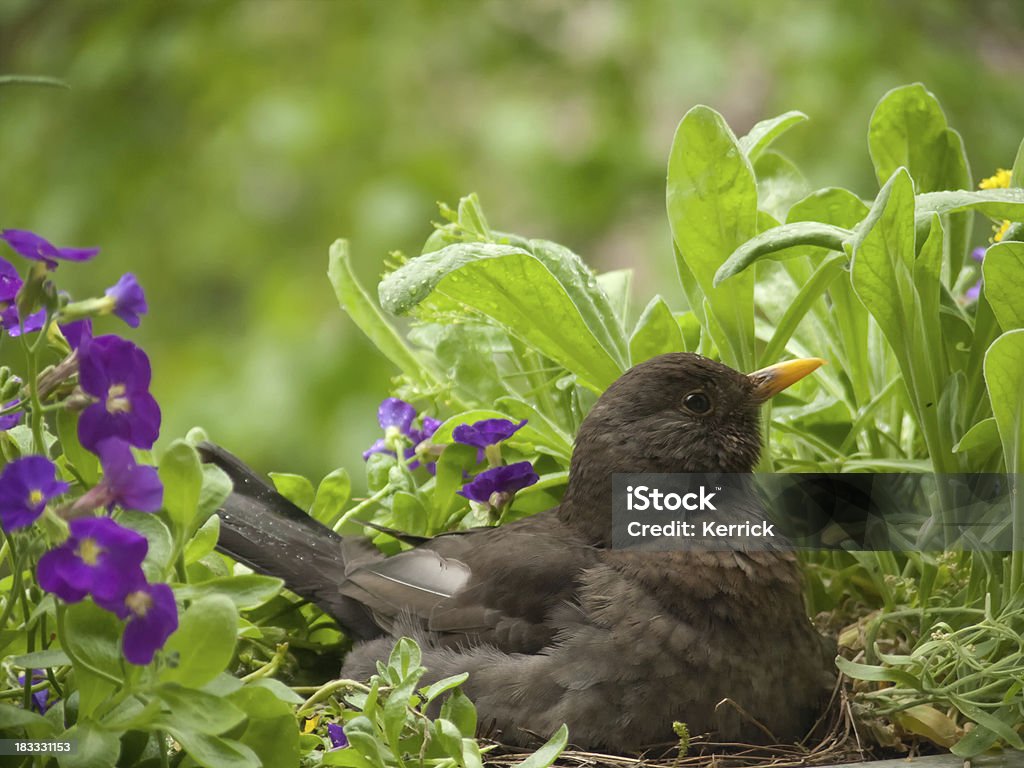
377 398 416 433
0 257 20 302
327 722 349 750
77 335 161 451
95 439 163 512
118 582 178 665
965 280 982 302
361 438 394 461
2 306 46 337
0 456 69 532
17 671 51 714
457 461 539 505
0 399 21 431
971 246 987 263
60 318 93 350
453 418 528 450
105 273 147 328
37 516 148 605
0 229 99 267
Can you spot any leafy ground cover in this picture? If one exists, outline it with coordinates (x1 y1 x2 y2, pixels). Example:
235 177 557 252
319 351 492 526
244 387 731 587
1 82 1023 766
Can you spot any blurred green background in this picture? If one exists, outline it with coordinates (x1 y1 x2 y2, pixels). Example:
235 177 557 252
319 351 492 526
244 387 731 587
2 1 1022 481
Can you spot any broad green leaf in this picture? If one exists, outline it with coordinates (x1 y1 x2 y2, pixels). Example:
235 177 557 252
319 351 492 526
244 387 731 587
56 408 98 486
160 594 238 688
420 672 469 705
159 440 203 536
738 110 808 163
328 238 434 384
0 702 55 731
248 677 305 705
596 268 632 326
159 723 261 768
156 683 246 735
64 601 123 718
197 463 232 526
391 490 428 536
118 510 174 582
893 704 960 748
495 396 573 459
788 186 870 229
184 513 221 565
954 418 999 454
527 239 628 366
173 574 284 610
915 188 1024 221
715 221 851 285
1012 136 1024 187
753 150 810 222
985 330 1024 474
311 468 351 526
868 83 971 192
228 686 300 768
834 656 921 688
378 243 624 391
57 722 121 768
10 648 71 668
269 472 315 511
851 169 916 349
983 242 1024 330
667 105 758 370
432 443 478 528
629 296 684 364
513 724 569 768
439 689 477 740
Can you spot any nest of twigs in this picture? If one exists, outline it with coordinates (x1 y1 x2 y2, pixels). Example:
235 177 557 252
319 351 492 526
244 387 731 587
484 675 872 768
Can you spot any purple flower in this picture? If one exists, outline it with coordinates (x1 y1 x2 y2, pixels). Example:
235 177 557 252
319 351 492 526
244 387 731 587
60 318 93 350
77 335 161 452
98 579 178 666
16 670 50 714
104 273 147 328
73 439 163 513
0 399 21 431
453 418 527 462
362 399 442 472
37 516 148 605
0 260 45 335
0 229 99 268
965 246 986 303
0 456 69 532
457 461 539 507
327 722 349 750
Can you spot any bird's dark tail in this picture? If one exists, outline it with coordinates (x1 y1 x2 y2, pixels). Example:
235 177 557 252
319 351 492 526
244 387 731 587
197 442 379 637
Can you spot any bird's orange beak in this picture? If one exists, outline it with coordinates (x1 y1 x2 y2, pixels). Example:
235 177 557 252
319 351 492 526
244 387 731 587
748 358 826 401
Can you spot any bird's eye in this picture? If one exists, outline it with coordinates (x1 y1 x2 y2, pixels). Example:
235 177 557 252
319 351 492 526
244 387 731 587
682 391 712 415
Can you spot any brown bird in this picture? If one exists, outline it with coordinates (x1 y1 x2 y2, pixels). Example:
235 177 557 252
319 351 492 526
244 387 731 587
203 352 835 751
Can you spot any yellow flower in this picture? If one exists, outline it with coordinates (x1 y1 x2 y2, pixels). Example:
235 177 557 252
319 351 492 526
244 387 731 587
979 168 1013 190
994 220 1012 242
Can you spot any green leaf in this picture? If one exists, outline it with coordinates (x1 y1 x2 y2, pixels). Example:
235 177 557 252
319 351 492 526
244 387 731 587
439 688 477 736
56 408 98 486
10 648 71 668
431 443 478 527
715 221 851 285
185 513 221 565
118 511 175 582
753 150 810 222
513 724 569 768
247 677 304 705
985 330 1024 474
64 601 123 718
378 243 624 392
391 491 428 537
834 656 921 688
173 574 284 610
268 472 315 511
915 188 1024 221
526 239 628 366
596 268 632 325
156 683 247 735
667 105 759 369
1012 136 1024 187
228 686 300 768
953 418 1000 457
57 722 121 768
159 440 203 536
851 169 916 349
983 242 1024 330
311 468 352 526
159 723 261 768
197 463 232 525
629 296 684 364
0 702 55 731
328 238 434 383
159 595 238 688
738 110 808 163
868 83 971 192
420 672 469 705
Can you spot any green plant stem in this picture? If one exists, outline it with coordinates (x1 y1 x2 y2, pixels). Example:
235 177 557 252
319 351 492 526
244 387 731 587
240 643 289 682
296 678 378 716
0 533 25 630
333 486 390 531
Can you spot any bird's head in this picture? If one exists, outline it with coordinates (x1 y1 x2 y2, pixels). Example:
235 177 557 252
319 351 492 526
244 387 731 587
570 352 825 477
